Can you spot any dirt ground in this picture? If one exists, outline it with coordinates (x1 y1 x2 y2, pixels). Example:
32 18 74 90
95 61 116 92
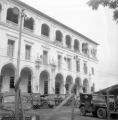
37 106 104 120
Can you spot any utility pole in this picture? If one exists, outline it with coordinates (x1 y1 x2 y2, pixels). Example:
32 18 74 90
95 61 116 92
13 8 25 120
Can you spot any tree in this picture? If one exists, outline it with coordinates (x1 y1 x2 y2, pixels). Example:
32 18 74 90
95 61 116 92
87 0 118 23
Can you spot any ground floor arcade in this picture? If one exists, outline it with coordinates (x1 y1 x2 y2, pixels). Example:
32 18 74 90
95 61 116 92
0 63 90 95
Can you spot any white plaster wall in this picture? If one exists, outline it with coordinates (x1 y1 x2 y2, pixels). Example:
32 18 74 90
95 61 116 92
0 0 98 94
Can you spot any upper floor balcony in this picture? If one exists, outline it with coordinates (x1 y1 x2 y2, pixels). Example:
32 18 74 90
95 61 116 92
0 1 98 60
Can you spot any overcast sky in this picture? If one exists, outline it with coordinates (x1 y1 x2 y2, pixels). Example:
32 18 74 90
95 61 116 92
20 0 118 90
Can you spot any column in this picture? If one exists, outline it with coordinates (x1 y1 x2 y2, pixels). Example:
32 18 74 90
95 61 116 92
1 1 7 23
33 59 41 93
50 65 56 94
71 38 74 51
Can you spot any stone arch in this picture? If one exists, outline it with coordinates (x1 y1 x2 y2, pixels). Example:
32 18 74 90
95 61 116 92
6 7 19 24
65 75 73 94
55 73 64 94
75 77 82 95
0 63 16 92
83 78 89 93
41 23 50 37
24 17 34 30
74 39 79 51
91 83 95 92
82 43 89 55
55 30 63 42
20 67 33 93
39 70 50 95
66 35 71 48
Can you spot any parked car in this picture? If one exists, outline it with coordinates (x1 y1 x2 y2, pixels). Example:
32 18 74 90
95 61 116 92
30 93 41 109
79 93 107 119
0 92 40 120
40 94 55 108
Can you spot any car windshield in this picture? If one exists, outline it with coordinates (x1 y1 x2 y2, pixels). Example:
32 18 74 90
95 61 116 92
3 96 15 103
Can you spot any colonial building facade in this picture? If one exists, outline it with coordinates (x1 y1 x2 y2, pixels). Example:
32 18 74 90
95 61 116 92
0 0 98 95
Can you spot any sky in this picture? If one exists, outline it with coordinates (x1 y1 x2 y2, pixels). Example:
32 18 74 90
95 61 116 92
20 0 118 90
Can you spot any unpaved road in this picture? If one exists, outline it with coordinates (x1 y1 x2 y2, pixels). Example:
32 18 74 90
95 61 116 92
38 107 105 120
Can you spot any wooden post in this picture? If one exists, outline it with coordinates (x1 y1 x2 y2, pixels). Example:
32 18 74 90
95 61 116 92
19 89 25 120
107 90 110 120
71 95 75 120
15 88 20 120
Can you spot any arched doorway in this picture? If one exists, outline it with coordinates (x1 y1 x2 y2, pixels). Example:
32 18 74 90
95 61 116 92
65 75 73 94
91 83 95 93
55 73 64 94
75 77 82 95
83 79 89 93
20 67 33 93
0 63 15 92
40 70 49 95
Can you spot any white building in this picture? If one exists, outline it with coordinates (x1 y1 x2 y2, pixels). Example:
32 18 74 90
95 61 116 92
0 0 98 95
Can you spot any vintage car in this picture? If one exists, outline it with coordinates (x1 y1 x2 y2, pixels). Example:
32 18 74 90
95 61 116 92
39 94 55 108
0 92 40 120
30 93 41 109
79 93 107 119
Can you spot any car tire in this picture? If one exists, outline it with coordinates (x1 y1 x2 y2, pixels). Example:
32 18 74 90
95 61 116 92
97 108 106 119
80 106 86 116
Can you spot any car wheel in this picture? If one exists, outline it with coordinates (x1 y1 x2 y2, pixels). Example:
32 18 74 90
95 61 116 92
80 106 86 116
97 108 106 119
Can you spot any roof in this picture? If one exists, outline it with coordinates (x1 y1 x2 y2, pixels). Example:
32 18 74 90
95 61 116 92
12 0 99 45
95 84 118 95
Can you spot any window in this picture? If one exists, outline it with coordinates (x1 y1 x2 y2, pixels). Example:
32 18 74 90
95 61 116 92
56 30 63 42
41 24 50 37
6 7 19 24
82 43 89 55
43 50 48 65
0 4 2 12
66 35 71 48
25 45 31 60
76 60 80 72
91 49 97 58
24 17 34 30
67 58 71 70
55 82 60 94
44 80 48 94
74 39 79 51
10 77 14 89
83 63 88 74
58 55 62 68
92 67 94 75
7 40 15 57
